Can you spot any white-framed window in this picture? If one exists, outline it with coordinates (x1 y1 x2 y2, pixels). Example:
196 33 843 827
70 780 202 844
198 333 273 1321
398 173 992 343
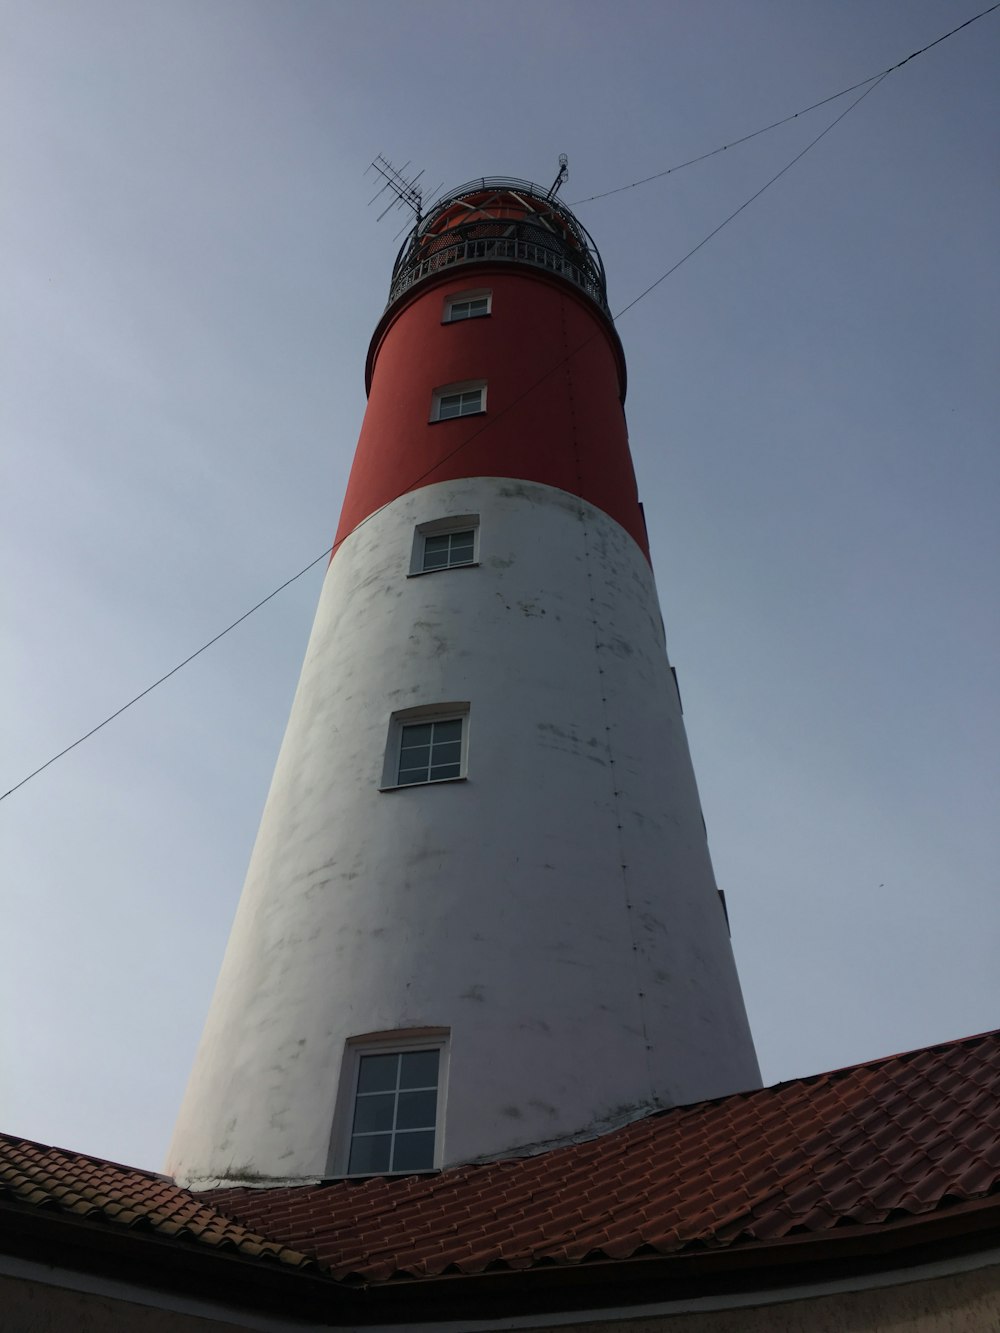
443 289 491 323
398 717 463 785
380 704 470 790
409 514 479 575
337 1032 449 1177
431 381 486 421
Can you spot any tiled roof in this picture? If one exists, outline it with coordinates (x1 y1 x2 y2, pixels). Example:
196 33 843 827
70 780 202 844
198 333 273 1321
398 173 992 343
207 1029 1000 1284
0 1133 311 1270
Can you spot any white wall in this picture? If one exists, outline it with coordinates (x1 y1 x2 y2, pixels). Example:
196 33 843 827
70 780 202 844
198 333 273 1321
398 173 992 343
168 478 760 1186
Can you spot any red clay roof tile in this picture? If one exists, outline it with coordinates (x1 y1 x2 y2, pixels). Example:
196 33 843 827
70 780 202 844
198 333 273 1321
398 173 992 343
204 1029 1000 1283
0 1133 312 1272
4 1029 998 1289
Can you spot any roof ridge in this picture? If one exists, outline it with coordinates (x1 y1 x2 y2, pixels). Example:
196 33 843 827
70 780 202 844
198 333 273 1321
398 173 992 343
0 1130 170 1184
0 1134 315 1273
761 1028 1000 1091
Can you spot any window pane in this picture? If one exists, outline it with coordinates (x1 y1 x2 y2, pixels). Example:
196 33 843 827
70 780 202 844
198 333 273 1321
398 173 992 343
398 745 430 770
468 299 488 316
429 741 461 765
397 768 429 786
353 1092 396 1134
396 1089 437 1130
357 1053 398 1094
401 723 433 747
448 537 475 563
427 763 459 781
399 1049 439 1089
438 395 460 419
399 735 431 756
422 534 451 571
433 719 463 744
349 1133 392 1175
391 1130 435 1172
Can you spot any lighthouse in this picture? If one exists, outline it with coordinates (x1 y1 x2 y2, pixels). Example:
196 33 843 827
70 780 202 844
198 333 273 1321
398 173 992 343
168 175 761 1188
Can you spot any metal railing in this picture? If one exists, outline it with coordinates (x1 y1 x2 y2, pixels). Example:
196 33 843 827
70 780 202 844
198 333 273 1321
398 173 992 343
385 180 610 316
388 227 609 315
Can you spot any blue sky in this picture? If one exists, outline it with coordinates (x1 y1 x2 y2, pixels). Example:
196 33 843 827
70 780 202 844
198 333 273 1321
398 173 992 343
4 0 998 1171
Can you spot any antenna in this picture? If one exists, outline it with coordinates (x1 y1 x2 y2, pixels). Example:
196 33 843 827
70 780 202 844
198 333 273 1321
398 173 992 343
546 154 569 201
367 155 426 226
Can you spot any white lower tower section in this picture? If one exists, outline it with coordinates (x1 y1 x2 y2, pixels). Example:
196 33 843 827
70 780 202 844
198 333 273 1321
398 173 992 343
168 477 760 1187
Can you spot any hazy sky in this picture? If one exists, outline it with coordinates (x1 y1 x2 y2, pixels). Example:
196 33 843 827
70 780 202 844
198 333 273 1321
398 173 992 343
4 0 998 1172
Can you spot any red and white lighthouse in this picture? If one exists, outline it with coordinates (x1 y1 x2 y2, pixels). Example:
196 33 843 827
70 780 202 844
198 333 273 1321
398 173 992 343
168 177 761 1188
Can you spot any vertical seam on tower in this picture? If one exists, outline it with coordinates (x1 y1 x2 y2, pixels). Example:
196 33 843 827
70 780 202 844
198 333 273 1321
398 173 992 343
558 298 656 1105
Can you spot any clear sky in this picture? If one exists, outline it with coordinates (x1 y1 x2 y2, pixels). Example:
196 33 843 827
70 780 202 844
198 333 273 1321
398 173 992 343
4 0 998 1173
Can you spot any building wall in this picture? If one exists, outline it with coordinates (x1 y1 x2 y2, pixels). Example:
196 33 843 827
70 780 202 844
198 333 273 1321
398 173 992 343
341 267 644 554
0 1272 257 1332
560 1262 1000 1333
3 1259 998 1332
168 477 759 1186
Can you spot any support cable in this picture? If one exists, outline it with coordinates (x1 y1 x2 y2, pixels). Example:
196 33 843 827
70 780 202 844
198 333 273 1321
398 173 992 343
2 549 333 801
571 3 999 206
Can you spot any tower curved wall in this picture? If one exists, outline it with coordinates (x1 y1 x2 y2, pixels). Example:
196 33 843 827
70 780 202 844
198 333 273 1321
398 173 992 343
168 181 760 1187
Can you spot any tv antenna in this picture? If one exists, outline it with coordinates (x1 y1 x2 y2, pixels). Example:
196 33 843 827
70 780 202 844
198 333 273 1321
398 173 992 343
367 155 427 227
546 154 569 201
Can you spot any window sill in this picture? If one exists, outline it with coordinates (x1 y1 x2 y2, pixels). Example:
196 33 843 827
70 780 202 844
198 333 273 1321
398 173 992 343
406 561 479 579
379 775 468 794
428 411 487 425
335 1166 442 1180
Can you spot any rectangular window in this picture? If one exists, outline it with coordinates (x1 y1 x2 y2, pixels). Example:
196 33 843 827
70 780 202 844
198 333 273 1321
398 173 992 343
409 514 480 577
436 388 483 419
347 1046 442 1175
422 528 475 571
381 705 469 790
443 290 491 323
431 381 486 421
398 717 463 785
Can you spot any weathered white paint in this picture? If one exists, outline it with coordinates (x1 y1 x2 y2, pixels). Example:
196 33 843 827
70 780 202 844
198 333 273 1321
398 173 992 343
167 478 761 1187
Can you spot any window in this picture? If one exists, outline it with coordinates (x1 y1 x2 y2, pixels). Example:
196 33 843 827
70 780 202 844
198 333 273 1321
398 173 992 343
422 530 475 570
443 289 491 323
398 717 463 785
431 381 485 421
342 1037 448 1176
381 705 469 790
349 1048 439 1174
410 514 480 575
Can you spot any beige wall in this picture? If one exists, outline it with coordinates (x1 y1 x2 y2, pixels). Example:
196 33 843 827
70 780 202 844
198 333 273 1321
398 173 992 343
2 1260 998 1331
0 1273 259 1333
567 1262 1000 1333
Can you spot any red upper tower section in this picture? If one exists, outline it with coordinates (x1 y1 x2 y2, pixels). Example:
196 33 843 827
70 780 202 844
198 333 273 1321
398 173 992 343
334 177 648 558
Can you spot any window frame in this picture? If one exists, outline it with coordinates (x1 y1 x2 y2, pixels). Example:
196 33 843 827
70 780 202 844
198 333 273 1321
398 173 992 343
409 514 480 577
442 288 492 324
430 380 486 422
380 704 470 791
333 1030 449 1178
